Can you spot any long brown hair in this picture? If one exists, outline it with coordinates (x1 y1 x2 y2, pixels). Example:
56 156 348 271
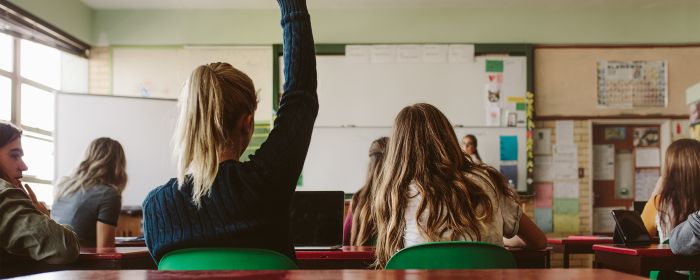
463 134 482 162
350 137 389 246
372 103 516 268
658 139 700 235
56 137 128 198
174 62 257 207
0 121 22 183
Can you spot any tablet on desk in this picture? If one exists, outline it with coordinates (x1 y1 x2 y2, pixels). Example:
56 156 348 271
611 210 653 246
291 191 344 251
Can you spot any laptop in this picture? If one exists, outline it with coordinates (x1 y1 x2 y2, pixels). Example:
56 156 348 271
290 191 344 250
611 209 653 246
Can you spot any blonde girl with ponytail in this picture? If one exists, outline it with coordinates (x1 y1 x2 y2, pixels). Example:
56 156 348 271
142 0 318 264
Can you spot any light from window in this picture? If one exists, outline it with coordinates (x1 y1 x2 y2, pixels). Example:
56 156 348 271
21 84 54 132
20 40 61 89
61 52 89 93
0 76 10 121
22 132 54 182
25 181 54 206
0 33 11 72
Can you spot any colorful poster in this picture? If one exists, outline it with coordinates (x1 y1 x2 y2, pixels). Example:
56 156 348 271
500 165 518 188
633 127 660 147
597 60 668 108
499 135 518 161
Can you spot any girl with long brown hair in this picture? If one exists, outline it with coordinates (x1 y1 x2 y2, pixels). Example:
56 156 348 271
0 121 79 264
343 137 388 246
372 103 546 268
52 137 128 248
643 139 700 241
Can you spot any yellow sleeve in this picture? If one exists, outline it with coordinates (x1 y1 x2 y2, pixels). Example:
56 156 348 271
641 195 660 237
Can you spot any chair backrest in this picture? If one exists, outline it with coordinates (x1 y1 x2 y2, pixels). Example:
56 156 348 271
158 248 298 271
385 241 517 270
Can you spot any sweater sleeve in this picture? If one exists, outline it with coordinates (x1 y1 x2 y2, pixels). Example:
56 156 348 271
669 210 700 256
245 0 318 189
0 181 80 264
641 195 660 237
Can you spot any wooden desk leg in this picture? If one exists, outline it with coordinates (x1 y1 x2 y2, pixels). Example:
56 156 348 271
563 248 570 268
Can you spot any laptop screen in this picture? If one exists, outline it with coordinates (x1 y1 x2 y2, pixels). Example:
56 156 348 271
290 191 344 247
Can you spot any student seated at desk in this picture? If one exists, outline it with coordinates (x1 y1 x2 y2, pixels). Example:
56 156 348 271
461 134 482 164
52 138 127 249
343 137 388 246
670 210 700 255
371 104 546 268
0 122 79 264
142 0 317 264
641 139 700 242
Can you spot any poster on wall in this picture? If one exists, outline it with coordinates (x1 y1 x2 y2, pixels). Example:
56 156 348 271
633 127 660 147
596 60 668 108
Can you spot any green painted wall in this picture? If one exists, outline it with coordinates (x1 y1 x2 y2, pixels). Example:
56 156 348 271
8 0 93 44
93 5 700 46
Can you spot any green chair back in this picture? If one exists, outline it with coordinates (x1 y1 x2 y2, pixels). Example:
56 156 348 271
385 241 517 270
158 248 298 271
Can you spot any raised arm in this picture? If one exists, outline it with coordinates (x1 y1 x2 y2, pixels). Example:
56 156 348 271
246 0 318 188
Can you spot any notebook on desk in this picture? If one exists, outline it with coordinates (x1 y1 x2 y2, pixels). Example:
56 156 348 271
291 191 344 250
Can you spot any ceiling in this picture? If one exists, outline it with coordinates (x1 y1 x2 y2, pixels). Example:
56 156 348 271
81 0 697 10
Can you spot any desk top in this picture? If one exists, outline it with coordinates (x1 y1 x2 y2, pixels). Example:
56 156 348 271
592 244 674 257
296 246 374 260
10 269 646 280
548 236 614 245
79 247 151 260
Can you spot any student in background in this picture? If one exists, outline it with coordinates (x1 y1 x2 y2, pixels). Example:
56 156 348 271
641 139 700 242
142 0 317 264
0 121 79 264
462 134 482 164
52 137 127 248
343 137 388 246
669 210 700 255
372 104 546 268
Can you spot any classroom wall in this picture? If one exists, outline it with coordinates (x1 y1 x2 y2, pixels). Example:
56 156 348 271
8 0 93 44
536 47 700 117
92 6 700 46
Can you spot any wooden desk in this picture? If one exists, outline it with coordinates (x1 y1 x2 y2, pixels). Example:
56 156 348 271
548 236 613 268
0 247 155 278
593 244 700 276
10 269 647 280
115 237 146 247
296 246 550 269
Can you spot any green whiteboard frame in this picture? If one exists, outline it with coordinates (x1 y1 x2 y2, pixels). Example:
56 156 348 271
272 43 535 195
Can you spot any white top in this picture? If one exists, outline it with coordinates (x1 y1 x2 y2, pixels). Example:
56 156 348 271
403 170 522 248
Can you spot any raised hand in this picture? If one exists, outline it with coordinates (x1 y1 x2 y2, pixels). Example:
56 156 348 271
23 183 50 216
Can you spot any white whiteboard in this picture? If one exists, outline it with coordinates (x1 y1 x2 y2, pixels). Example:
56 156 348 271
55 93 178 207
112 46 273 121
301 126 527 194
292 55 526 127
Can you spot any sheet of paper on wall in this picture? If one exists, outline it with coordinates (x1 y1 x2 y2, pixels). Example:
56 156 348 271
615 151 634 199
554 214 580 233
597 60 667 108
593 144 615 180
554 146 578 180
370 45 396 63
500 165 518 188
447 44 474 63
534 156 554 182
554 180 579 199
500 135 518 161
555 120 575 145
535 182 553 208
535 208 553 233
593 207 625 233
344 45 371 63
396 45 422 63
556 144 577 155
533 128 552 155
635 169 660 202
422 45 448 63
635 147 660 168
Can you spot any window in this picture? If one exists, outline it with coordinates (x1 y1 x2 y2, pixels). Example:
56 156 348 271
2 32 87 206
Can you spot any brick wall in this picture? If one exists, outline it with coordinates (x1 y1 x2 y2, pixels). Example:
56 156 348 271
88 47 111 95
